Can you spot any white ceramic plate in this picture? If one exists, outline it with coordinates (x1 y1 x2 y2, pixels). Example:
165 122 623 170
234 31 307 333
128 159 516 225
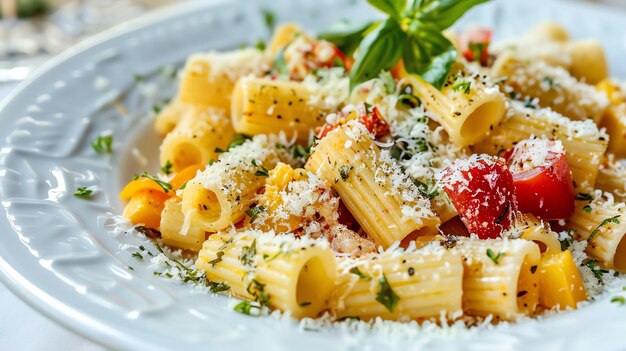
1 0 626 350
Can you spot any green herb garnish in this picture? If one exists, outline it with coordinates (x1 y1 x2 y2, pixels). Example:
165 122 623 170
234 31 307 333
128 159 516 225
576 193 594 201
240 239 257 266
135 226 161 239
588 215 621 242
91 135 112 154
140 172 173 193
611 296 625 305
339 165 353 181
324 0 489 90
131 252 143 261
262 9 276 31
486 248 505 264
349 267 372 280
208 251 225 267
208 282 230 293
584 259 609 282
376 274 400 312
161 160 173 175
73 186 94 199
234 300 260 316
246 205 266 224
451 77 471 94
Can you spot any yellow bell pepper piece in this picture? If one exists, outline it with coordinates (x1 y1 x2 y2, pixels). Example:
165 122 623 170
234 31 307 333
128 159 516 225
596 79 623 105
538 250 587 310
122 189 169 229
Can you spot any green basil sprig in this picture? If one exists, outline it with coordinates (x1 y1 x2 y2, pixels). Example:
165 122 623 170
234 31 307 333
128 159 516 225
321 0 489 90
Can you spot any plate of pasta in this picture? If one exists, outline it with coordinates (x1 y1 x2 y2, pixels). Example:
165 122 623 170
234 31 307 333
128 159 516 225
1 0 626 350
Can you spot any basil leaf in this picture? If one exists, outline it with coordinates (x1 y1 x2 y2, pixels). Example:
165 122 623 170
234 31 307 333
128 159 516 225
403 26 456 89
416 0 490 30
318 20 377 56
350 18 406 90
367 0 407 19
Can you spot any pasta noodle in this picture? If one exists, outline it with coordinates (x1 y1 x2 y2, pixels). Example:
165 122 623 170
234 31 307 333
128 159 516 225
492 53 608 122
568 192 626 272
196 231 337 318
305 121 439 248
160 197 206 251
181 135 280 233
453 239 541 320
331 245 463 321
401 74 506 147
231 77 326 143
159 107 234 172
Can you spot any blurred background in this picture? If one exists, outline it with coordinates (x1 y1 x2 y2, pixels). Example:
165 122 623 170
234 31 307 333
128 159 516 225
0 0 623 86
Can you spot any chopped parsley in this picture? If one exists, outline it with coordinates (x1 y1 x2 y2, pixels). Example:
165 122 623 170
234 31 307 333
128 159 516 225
140 172 173 193
208 282 230 293
152 104 162 114
216 134 251 153
584 259 609 282
583 205 592 213
412 179 439 199
240 239 257 266
161 160 173 175
247 279 270 307
576 193 594 201
178 181 188 190
252 160 270 177
73 186 93 199
611 296 625 305
338 165 353 181
246 205 266 224
262 8 276 31
349 267 372 281
294 137 316 159
131 252 143 261
255 40 266 51
208 251 225 267
451 78 471 94
233 300 260 316
560 229 574 251
486 248 505 265
375 274 400 312
91 135 113 154
587 215 621 242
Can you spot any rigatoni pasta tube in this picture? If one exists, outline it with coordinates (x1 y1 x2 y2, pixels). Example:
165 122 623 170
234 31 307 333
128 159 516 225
178 49 269 110
196 231 337 318
305 121 439 248
475 101 609 190
160 197 205 252
268 23 302 56
492 53 608 122
154 100 187 136
596 163 626 203
231 77 326 143
159 107 234 172
401 74 506 147
568 192 626 272
454 239 541 320
331 246 463 321
181 135 279 233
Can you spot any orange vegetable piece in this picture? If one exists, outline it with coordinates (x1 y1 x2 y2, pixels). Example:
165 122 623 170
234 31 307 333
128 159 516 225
170 164 205 190
122 189 169 229
538 250 588 310
119 177 168 201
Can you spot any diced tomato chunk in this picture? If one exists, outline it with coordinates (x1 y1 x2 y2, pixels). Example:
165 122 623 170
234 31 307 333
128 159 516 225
337 199 357 231
359 106 390 139
505 138 574 220
459 27 492 66
441 156 517 239
316 105 390 140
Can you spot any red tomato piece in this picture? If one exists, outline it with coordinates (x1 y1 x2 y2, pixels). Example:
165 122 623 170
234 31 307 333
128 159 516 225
441 156 517 239
459 27 492 66
359 106 390 139
316 106 389 140
337 199 358 231
505 138 574 220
